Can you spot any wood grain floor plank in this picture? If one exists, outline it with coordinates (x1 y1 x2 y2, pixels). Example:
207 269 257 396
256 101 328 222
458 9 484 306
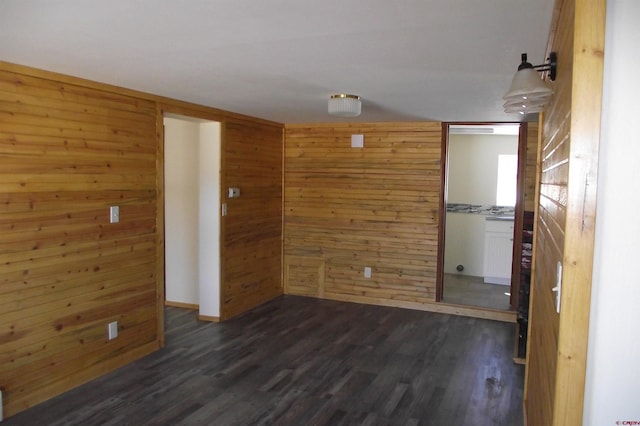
4 295 524 425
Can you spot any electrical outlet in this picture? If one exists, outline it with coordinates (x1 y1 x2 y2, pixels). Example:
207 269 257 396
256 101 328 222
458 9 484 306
108 321 118 340
364 266 372 279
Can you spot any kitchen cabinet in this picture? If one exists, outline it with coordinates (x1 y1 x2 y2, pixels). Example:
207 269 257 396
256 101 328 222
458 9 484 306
483 218 514 285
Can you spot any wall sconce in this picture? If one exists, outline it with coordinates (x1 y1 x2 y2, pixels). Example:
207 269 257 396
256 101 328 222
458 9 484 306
503 52 557 115
328 94 361 117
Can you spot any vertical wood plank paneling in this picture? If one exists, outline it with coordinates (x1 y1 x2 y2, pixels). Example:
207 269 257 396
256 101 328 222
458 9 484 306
284 123 442 308
221 119 283 319
525 0 605 424
0 69 160 417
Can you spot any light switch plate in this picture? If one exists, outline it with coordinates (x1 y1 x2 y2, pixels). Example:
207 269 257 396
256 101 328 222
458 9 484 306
108 321 118 340
109 206 119 223
553 261 563 314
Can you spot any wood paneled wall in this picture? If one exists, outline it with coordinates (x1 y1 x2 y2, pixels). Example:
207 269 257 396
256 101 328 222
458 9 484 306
0 62 283 418
525 0 574 418
284 123 442 309
525 0 605 424
221 120 283 320
0 67 159 417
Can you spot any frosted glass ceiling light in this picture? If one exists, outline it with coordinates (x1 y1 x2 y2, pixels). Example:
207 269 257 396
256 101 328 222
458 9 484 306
328 94 361 117
503 52 557 114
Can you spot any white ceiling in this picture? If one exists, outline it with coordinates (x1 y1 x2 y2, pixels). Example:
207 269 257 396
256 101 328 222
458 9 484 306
0 1 554 124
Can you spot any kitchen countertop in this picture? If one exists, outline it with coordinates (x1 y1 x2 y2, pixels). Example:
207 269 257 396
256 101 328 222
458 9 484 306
446 203 515 217
486 215 515 221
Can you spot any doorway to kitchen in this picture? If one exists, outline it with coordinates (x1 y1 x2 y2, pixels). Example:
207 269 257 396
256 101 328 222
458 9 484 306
438 123 524 311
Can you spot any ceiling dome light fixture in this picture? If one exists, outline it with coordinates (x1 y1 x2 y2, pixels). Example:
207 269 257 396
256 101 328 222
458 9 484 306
503 52 557 115
328 94 361 117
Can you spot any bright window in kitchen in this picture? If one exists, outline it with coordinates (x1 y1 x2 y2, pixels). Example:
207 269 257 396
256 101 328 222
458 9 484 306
496 154 518 206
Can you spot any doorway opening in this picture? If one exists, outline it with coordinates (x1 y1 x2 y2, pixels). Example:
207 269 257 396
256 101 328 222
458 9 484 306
163 114 221 321
438 123 524 311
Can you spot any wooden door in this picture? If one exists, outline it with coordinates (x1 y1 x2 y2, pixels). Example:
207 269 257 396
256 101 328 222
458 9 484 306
524 0 605 424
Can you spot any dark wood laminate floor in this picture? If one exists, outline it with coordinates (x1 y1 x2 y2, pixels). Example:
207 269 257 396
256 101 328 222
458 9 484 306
5 296 524 426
